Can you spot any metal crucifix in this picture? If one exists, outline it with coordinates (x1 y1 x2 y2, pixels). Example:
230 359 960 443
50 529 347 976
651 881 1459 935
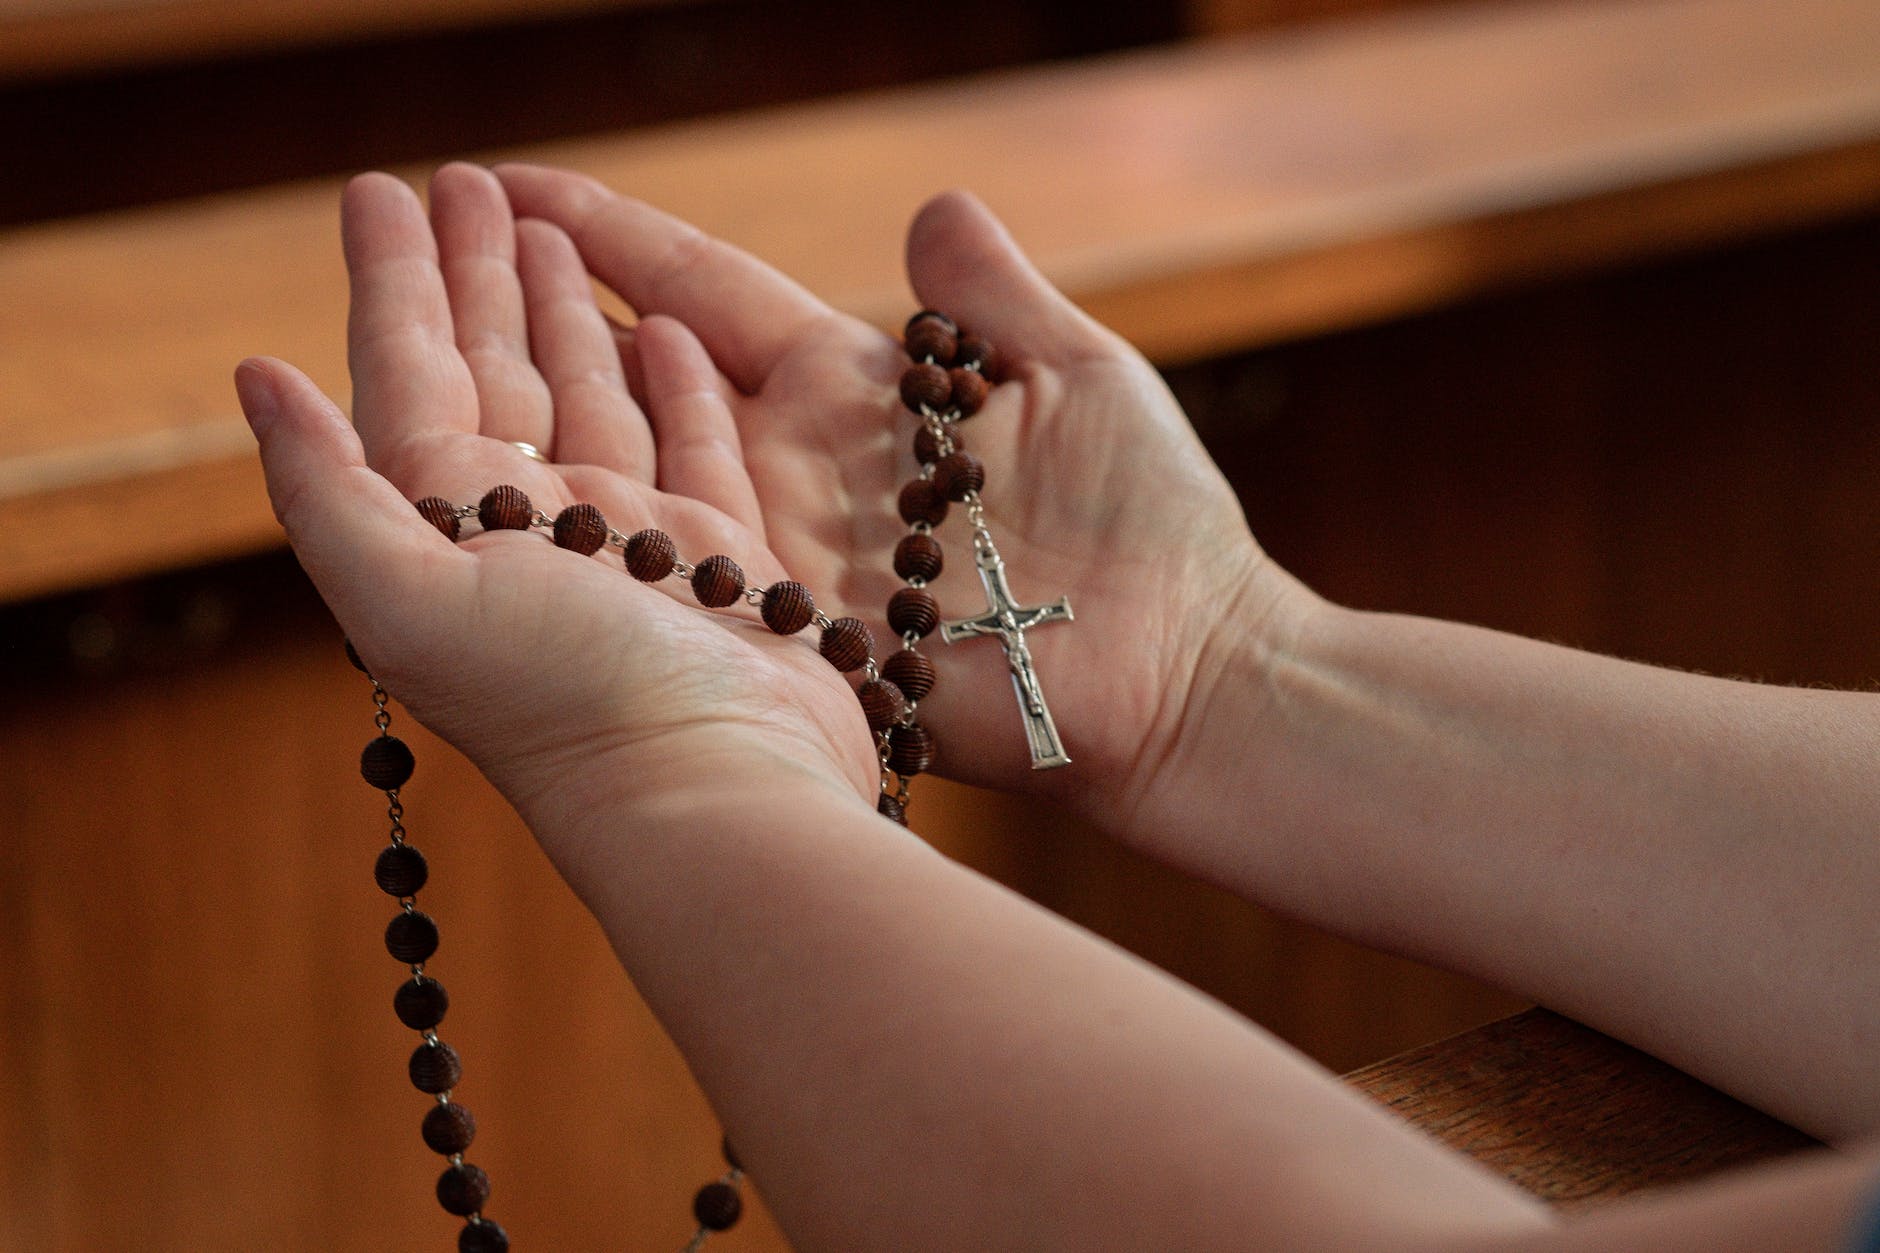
939 540 1073 770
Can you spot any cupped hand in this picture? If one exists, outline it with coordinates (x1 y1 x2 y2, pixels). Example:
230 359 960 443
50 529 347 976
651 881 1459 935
237 165 884 844
491 163 1286 828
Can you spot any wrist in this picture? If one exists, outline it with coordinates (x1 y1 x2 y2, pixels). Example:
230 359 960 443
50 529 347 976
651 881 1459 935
1094 553 1329 855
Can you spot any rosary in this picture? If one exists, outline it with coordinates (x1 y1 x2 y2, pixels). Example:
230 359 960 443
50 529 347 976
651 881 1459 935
346 311 1073 1249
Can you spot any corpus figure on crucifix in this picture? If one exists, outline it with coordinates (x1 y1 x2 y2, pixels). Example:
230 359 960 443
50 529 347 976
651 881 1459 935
940 537 1073 769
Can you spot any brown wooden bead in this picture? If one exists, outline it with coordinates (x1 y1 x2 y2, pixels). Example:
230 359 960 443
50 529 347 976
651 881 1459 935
897 478 948 526
899 362 951 414
692 554 746 607
949 367 990 417
818 617 873 672
415 497 462 541
886 722 936 776
953 333 993 373
693 1181 743 1232
459 1219 509 1253
477 485 532 532
551 503 608 555
760 581 815 634
877 793 908 825
882 648 936 701
624 529 677 581
932 451 986 502
361 735 415 790
904 309 957 337
385 910 440 963
893 533 943 582
423 1101 478 1154
395 976 450 1030
437 1163 492 1216
409 1040 463 1094
857 678 906 732
904 314 958 365
887 587 939 639
913 424 956 465
375 844 428 896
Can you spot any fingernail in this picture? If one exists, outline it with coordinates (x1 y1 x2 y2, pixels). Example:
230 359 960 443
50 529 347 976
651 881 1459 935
234 358 279 429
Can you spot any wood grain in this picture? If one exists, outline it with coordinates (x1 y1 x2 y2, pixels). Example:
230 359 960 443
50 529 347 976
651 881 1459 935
2 0 1876 604
0 0 693 82
1345 1010 1821 1206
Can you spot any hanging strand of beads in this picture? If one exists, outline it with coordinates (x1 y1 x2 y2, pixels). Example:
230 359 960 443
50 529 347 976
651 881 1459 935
350 641 510 1253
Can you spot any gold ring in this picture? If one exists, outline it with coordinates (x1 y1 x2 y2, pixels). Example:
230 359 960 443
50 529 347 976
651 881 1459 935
510 441 548 463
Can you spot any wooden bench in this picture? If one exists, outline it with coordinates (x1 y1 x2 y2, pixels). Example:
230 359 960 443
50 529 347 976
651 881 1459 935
1345 1009 1820 1206
1 0 1876 607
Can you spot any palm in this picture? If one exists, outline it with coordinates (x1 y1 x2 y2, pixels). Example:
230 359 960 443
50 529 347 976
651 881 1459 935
725 318 1257 803
336 166 882 807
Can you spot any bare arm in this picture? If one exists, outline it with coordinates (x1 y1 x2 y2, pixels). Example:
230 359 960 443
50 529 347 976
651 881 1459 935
1127 589 1880 1142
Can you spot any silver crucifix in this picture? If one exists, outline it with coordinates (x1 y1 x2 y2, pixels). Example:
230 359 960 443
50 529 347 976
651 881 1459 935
940 539 1073 769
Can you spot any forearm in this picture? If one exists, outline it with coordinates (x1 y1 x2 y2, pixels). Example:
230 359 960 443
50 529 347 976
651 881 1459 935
519 751 1548 1251
1130 598 1880 1141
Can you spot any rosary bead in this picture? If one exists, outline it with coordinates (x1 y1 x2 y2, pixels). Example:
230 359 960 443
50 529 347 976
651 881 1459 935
904 314 958 365
693 1181 743 1232
932 451 986 502
394 976 450 1030
459 1219 510 1252
887 722 936 776
857 678 906 732
437 1162 492 1217
760 580 815 634
818 617 874 672
893 533 944 582
409 1040 463 1094
887 587 939 639
423 1101 479 1154
415 497 462 541
477 485 532 532
897 478 948 526
385 910 440 963
721 1135 743 1172
904 308 957 338
953 333 993 373
624 528 678 581
692 554 746 608
899 362 952 414
948 367 990 417
551 503 608 555
877 793 908 825
881 648 937 701
913 424 956 466
374 844 429 897
360 735 416 790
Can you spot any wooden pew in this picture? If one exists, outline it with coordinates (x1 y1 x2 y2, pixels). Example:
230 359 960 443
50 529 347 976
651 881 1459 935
1346 1009 1821 1207
2 0 1877 606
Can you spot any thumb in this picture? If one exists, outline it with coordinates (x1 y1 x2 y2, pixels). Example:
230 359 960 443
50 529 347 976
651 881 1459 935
235 356 450 647
904 190 1118 370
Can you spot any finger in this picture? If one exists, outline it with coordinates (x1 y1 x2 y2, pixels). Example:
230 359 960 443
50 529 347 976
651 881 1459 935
429 163 553 453
234 356 464 659
515 217 653 478
494 163 830 396
637 316 765 539
904 189 1120 370
342 172 479 466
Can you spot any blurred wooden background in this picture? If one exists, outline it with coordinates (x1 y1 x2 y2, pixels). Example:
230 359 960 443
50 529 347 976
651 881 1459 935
1 0 1876 1247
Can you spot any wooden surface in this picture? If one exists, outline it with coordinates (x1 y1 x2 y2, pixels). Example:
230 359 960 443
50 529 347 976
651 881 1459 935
1345 1010 1820 1206
0 0 690 81
2 0 1878 605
